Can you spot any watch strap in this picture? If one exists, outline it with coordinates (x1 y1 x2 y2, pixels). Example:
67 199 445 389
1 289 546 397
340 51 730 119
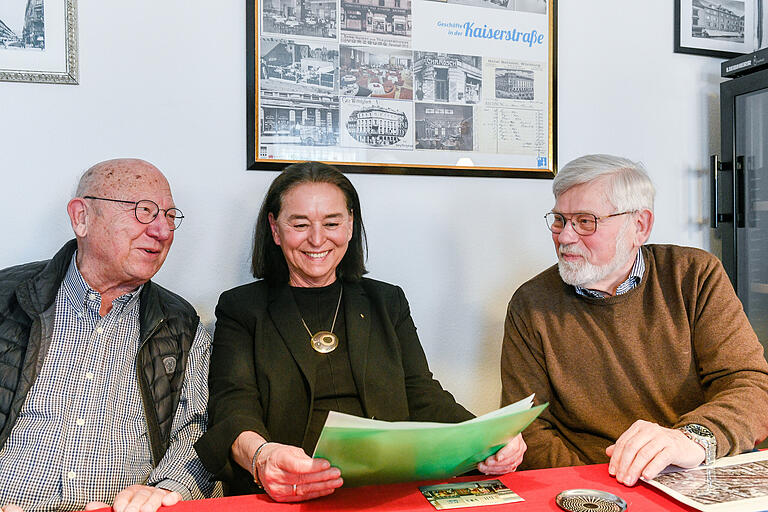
678 424 716 465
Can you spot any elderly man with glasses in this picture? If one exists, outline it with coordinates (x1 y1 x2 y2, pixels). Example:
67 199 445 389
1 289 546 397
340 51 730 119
0 159 213 512
501 154 768 486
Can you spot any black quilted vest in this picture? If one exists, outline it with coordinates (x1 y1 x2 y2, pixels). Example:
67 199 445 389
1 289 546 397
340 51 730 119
0 240 199 465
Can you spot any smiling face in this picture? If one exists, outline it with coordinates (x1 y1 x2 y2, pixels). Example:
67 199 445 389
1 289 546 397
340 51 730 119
269 182 353 288
70 159 175 295
552 178 640 293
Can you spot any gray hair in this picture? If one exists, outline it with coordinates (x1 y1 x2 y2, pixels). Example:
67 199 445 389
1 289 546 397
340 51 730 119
553 154 655 212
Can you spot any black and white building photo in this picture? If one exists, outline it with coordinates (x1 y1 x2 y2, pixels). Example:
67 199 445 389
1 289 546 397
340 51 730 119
691 0 744 40
340 45 413 99
495 68 534 100
341 0 412 38
260 89 340 146
346 105 408 145
414 103 473 150
426 0 545 14
262 0 337 39
260 37 339 93
413 52 482 104
0 0 44 49
0 18 15 46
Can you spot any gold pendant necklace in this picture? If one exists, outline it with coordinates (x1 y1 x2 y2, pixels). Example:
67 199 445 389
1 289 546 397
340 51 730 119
300 285 343 353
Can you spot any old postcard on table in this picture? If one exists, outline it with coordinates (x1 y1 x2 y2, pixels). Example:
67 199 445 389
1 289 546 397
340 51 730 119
419 479 523 510
645 450 768 512
313 394 546 487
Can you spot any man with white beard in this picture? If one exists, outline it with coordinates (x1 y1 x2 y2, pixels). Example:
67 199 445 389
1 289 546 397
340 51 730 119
500 154 768 486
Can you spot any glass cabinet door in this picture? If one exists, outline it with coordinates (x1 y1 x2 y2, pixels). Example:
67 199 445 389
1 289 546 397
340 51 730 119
735 89 768 347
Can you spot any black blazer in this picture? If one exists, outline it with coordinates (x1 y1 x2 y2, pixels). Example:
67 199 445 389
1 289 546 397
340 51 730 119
194 277 473 495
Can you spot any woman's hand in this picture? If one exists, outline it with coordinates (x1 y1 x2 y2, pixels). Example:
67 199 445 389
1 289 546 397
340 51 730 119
232 431 343 502
256 443 343 502
477 434 527 475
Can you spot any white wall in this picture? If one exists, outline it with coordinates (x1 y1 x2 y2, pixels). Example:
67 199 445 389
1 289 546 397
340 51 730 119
0 0 721 414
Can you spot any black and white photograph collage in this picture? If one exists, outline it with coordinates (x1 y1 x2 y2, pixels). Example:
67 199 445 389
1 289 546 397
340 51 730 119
653 459 768 506
258 0 546 154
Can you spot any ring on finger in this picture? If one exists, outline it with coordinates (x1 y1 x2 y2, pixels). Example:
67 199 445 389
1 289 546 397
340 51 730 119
293 484 297 496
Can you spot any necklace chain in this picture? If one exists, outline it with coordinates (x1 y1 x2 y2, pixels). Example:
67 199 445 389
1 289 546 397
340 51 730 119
299 285 343 338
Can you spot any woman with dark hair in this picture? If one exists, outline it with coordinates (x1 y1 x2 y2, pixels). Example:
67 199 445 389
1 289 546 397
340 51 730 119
195 162 526 502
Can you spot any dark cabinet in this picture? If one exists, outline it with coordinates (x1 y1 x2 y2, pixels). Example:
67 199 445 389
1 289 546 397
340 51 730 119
717 66 768 350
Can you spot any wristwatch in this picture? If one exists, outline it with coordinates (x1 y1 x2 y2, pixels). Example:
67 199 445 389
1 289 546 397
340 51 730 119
678 424 716 466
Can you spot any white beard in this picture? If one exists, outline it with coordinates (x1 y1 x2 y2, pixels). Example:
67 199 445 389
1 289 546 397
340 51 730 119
557 222 635 288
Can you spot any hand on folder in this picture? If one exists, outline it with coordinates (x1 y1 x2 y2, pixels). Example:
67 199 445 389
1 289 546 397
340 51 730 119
257 443 343 502
477 434 526 475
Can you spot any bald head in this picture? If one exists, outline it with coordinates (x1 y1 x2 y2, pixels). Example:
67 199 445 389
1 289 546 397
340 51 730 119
68 158 178 302
75 158 170 199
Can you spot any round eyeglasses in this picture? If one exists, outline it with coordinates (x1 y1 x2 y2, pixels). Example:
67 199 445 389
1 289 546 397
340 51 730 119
84 196 184 230
544 211 635 236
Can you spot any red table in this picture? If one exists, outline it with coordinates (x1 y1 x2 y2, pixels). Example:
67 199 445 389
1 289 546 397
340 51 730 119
134 464 698 511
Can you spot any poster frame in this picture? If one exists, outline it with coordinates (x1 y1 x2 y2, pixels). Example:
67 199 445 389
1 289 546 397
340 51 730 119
0 0 79 85
247 0 556 178
674 0 757 59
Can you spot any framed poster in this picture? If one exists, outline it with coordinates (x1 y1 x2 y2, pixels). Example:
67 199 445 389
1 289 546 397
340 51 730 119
0 0 78 84
675 0 766 58
247 0 556 178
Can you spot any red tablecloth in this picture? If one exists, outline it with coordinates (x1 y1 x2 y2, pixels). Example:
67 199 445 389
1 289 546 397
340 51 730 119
107 463 697 511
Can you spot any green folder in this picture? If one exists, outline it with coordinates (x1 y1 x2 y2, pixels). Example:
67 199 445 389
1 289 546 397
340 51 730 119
313 395 548 487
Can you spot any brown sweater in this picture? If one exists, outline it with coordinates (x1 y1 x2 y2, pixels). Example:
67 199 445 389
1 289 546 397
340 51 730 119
501 244 768 470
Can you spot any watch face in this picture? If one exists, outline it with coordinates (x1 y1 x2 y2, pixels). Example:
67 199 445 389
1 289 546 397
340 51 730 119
686 424 714 439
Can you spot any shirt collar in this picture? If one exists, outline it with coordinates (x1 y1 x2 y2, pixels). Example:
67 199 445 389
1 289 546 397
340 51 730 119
575 249 645 299
61 252 143 317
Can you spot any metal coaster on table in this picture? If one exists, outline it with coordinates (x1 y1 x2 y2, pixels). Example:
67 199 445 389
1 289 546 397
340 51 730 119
555 489 628 512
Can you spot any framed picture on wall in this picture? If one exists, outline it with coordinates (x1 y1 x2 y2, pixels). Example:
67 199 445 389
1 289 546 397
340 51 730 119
0 0 78 84
246 0 557 178
674 0 767 58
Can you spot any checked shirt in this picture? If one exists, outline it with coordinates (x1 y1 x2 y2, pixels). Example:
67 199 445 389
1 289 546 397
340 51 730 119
575 250 646 298
0 256 213 511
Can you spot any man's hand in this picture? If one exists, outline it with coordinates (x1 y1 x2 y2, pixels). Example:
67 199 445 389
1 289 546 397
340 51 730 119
477 434 527 474
1 504 26 512
85 485 181 512
606 420 706 486
256 442 343 502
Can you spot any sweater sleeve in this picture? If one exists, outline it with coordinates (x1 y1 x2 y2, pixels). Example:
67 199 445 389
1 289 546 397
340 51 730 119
501 295 586 469
674 255 768 457
194 290 270 481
